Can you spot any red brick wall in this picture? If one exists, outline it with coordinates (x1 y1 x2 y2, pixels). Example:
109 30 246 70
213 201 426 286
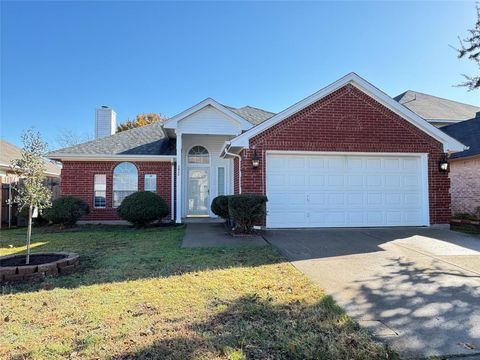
233 157 240 194
239 84 450 224
61 161 174 221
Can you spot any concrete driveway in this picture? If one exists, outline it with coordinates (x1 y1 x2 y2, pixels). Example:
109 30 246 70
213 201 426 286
263 227 480 358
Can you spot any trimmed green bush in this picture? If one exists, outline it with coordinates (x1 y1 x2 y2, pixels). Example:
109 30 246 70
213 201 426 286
117 191 169 227
43 196 90 226
211 195 230 220
19 207 49 226
228 194 268 233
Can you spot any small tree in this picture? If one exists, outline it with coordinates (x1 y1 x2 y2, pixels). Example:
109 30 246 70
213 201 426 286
10 129 52 264
454 4 480 90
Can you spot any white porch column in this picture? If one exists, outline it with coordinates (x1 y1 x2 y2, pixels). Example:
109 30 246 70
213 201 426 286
175 131 182 223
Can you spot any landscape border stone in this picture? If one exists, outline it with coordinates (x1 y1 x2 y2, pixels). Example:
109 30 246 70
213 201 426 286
0 252 79 283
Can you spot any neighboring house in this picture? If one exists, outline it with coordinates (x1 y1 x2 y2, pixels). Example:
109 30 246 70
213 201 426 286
394 90 480 128
0 139 61 227
48 73 465 228
441 116 480 216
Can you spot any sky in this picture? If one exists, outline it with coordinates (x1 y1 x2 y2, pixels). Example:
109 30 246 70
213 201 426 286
1 1 479 149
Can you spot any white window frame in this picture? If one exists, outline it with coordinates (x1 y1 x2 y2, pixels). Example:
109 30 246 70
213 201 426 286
144 174 157 193
113 162 138 208
217 166 226 196
93 174 106 208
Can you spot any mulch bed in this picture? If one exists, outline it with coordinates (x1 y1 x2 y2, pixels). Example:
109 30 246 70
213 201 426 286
0 254 67 267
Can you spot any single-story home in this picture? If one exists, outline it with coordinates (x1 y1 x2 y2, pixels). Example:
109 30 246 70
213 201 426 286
441 115 480 216
48 73 466 228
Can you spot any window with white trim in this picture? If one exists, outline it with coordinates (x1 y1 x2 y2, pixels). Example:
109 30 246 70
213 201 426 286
144 174 157 192
94 174 106 208
113 162 138 207
217 167 225 196
188 146 209 164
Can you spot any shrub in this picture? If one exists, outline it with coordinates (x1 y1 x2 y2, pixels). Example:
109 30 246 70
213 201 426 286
453 212 479 221
117 191 169 227
211 195 230 220
43 196 90 226
228 194 268 233
18 207 49 226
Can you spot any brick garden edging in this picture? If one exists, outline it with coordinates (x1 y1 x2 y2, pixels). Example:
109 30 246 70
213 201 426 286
0 252 79 283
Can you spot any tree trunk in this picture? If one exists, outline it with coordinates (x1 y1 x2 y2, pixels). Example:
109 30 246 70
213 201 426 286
26 204 33 265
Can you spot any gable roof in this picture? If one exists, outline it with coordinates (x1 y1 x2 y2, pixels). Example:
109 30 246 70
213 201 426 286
1 139 61 176
394 90 480 122
224 105 275 125
224 73 467 154
441 115 480 159
48 122 175 161
162 98 254 131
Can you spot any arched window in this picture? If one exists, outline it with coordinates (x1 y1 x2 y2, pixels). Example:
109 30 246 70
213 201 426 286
188 146 209 164
113 162 138 207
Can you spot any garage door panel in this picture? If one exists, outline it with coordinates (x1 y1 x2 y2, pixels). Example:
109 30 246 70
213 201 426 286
267 153 427 228
308 175 325 186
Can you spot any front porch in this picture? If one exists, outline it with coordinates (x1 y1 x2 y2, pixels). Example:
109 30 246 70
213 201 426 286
175 133 236 222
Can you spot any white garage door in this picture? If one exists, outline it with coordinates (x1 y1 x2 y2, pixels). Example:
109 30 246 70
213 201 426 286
266 153 428 228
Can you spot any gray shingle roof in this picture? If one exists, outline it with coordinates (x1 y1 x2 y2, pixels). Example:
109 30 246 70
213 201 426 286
441 116 480 159
394 90 480 122
48 122 175 157
48 104 274 158
1 139 61 176
225 105 275 125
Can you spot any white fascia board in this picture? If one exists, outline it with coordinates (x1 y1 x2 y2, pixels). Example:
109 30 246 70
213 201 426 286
228 72 467 153
163 98 253 131
48 154 176 162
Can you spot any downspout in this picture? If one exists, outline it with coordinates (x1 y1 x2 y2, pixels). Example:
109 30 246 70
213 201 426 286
170 158 175 221
223 147 242 194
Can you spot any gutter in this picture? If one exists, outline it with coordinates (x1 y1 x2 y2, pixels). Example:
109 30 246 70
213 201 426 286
223 144 242 194
48 154 177 162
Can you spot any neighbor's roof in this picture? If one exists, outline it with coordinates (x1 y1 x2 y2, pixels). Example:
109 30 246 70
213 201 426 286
48 122 175 158
0 139 61 176
394 90 480 122
224 105 275 125
441 116 480 159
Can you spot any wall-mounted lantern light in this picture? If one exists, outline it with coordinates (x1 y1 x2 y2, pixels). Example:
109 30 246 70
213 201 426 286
252 149 260 168
438 155 449 173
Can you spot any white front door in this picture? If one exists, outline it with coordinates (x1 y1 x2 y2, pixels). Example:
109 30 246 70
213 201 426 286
187 168 209 216
266 153 428 228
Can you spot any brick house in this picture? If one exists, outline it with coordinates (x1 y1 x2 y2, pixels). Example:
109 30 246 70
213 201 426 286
48 73 465 227
442 116 480 217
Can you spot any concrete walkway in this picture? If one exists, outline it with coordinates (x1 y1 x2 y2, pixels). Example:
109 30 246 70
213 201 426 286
181 223 267 248
264 227 480 359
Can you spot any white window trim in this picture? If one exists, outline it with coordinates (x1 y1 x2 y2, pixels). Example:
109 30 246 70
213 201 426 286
93 174 107 208
216 166 226 197
144 174 157 193
112 162 138 208
186 144 211 166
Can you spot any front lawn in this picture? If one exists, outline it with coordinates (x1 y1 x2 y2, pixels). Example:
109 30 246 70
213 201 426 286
0 225 397 359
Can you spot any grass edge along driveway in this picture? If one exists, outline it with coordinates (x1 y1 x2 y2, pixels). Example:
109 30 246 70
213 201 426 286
0 225 398 360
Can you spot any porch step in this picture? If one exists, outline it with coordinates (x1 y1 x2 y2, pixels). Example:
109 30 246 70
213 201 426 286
182 217 224 224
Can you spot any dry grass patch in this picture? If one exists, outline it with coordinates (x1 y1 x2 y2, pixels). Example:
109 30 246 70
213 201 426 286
0 225 398 359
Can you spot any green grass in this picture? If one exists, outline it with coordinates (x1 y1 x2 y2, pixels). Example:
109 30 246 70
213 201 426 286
0 225 398 360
